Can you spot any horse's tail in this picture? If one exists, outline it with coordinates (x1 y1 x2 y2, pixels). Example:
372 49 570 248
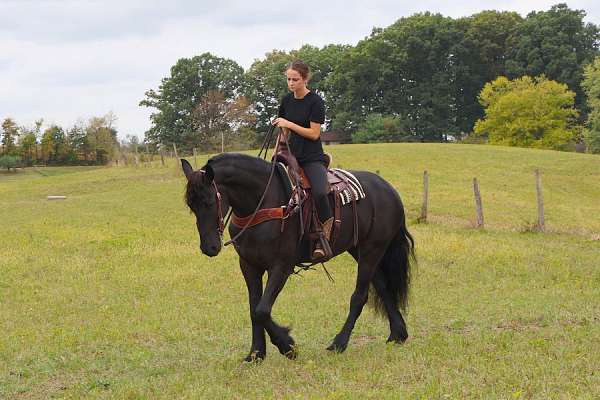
369 222 415 314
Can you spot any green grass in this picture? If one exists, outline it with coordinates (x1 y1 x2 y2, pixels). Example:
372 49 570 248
1 143 599 399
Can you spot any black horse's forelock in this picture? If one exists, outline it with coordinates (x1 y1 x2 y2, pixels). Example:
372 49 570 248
185 171 207 209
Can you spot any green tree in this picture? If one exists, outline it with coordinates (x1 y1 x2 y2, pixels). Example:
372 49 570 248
0 155 19 171
474 76 580 150
244 49 295 133
67 121 90 162
582 56 600 153
18 119 42 165
352 114 410 143
1 118 19 155
19 132 37 165
40 127 56 163
86 114 119 164
329 13 466 141
505 4 600 112
140 52 245 150
453 11 524 133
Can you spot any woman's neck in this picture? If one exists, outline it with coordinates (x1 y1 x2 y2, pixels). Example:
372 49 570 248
293 87 310 99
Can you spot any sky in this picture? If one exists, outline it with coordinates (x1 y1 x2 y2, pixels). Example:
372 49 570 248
1 0 599 141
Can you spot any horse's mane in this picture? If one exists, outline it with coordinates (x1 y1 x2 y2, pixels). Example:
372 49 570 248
186 153 271 208
205 152 271 173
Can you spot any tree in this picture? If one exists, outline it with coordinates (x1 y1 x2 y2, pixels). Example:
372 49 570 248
140 52 245 150
505 4 600 113
244 49 295 133
328 13 466 141
582 56 600 153
18 119 42 165
40 126 57 163
67 120 90 161
474 76 580 150
86 115 119 164
1 118 19 155
19 132 37 165
352 114 410 143
191 90 255 150
453 11 524 133
0 155 19 171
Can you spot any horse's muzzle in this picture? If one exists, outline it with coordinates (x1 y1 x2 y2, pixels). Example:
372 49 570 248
200 243 220 257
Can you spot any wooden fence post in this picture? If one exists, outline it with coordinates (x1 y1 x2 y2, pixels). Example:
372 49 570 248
419 170 429 223
160 149 165 167
173 143 179 160
193 148 198 169
535 169 545 232
473 178 484 229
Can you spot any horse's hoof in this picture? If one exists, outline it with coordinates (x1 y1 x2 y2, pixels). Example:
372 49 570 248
326 341 347 353
387 331 408 344
243 351 265 363
283 344 298 360
275 338 297 359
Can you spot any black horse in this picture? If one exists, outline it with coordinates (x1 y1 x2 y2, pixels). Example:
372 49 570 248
182 153 414 361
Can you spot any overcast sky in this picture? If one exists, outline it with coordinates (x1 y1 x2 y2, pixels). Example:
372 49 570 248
1 1 599 140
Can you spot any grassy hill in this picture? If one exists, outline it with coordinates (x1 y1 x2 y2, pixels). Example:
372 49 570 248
1 143 599 398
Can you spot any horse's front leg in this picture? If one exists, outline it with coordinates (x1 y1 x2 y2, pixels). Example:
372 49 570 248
239 258 266 362
256 266 297 359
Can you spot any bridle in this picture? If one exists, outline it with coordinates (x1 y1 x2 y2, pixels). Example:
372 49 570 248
196 170 226 238
196 124 282 246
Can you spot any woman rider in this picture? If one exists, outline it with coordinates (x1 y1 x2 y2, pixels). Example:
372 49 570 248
273 60 333 261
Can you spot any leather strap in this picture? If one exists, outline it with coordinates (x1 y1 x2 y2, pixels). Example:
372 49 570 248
231 207 285 228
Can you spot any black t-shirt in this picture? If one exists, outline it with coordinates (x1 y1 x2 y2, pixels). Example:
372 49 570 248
277 91 326 164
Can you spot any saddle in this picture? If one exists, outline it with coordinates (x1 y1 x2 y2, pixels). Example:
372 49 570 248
229 134 366 263
273 139 365 252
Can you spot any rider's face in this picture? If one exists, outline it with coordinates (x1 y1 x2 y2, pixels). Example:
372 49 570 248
286 69 306 93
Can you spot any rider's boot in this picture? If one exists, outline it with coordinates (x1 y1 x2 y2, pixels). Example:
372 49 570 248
312 217 334 261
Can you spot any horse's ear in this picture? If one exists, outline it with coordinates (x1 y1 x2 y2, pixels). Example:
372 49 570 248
203 164 214 184
181 159 194 180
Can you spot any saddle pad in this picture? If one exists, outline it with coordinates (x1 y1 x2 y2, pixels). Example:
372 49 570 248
330 168 366 205
276 162 366 206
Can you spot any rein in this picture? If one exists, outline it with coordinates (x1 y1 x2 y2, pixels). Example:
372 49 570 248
223 124 282 246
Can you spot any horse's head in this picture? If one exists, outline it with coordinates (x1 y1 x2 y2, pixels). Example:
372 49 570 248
182 159 227 257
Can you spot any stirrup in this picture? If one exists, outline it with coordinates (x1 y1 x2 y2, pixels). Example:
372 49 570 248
311 235 333 262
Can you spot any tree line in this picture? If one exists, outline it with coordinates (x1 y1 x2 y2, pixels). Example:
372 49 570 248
0 114 120 170
140 4 600 153
3 3 600 170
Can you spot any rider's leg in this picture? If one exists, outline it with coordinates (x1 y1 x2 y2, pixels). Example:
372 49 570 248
302 161 333 259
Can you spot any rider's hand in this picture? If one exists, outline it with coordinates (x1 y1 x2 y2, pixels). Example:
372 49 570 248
273 117 291 129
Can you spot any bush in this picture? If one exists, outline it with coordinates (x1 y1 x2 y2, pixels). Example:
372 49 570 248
352 114 409 143
0 155 21 171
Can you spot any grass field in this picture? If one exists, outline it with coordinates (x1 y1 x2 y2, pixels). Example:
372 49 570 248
1 143 599 399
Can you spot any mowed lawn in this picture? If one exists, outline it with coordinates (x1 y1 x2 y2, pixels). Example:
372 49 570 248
1 143 599 399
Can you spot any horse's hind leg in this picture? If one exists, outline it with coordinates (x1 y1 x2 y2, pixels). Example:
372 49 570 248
372 268 408 343
239 258 267 362
255 267 297 359
327 250 382 353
